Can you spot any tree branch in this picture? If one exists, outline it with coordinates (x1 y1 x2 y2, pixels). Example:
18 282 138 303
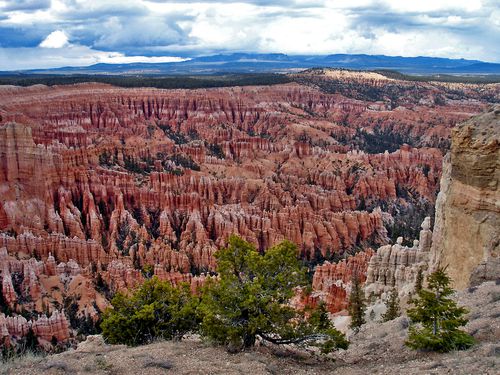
258 333 331 345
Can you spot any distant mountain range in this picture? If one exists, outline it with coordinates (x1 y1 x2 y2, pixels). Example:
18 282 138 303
3 53 500 75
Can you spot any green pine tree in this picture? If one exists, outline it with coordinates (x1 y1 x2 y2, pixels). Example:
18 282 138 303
406 267 475 352
308 302 349 354
415 267 424 293
348 273 366 331
382 288 400 322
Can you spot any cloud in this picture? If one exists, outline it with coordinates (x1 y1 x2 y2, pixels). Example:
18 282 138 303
96 54 188 64
91 15 188 50
0 0 498 70
0 44 188 70
39 29 69 48
144 0 322 5
0 25 52 47
1 0 51 12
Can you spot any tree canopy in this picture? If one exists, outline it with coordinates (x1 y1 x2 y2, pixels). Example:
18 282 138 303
101 278 199 346
199 235 348 352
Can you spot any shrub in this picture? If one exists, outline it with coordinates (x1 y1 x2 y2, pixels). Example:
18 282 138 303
198 235 348 353
1 327 42 363
141 264 154 279
115 221 130 255
123 155 143 174
406 267 474 352
99 151 113 166
159 125 188 144
0 289 12 315
101 278 199 346
101 236 348 354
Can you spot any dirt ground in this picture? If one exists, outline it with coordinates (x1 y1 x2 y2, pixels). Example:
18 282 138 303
2 281 499 375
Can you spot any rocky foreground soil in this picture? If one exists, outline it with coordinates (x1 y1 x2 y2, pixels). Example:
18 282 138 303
3 281 499 375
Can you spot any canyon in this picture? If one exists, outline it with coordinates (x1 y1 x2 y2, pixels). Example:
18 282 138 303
0 70 498 347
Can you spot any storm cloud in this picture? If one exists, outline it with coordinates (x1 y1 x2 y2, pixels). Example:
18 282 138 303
0 0 498 70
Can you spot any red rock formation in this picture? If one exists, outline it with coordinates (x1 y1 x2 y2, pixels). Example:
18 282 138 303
0 311 70 346
1 270 16 308
311 249 375 312
0 314 30 342
0 74 496 342
0 246 107 345
0 202 8 230
32 310 70 342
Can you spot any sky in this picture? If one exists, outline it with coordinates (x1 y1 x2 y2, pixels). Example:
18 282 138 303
0 0 499 70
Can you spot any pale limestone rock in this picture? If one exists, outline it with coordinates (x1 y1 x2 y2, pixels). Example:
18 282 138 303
365 217 431 299
76 334 108 352
430 106 499 289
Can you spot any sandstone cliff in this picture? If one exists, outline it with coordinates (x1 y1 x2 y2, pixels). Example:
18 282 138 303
430 106 500 288
363 106 499 299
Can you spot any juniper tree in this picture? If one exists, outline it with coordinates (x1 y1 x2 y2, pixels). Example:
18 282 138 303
348 273 366 331
12 327 40 356
199 235 348 353
24 328 39 353
101 278 200 346
406 267 474 352
382 288 400 322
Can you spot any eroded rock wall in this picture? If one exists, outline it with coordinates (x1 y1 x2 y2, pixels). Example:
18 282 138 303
364 217 432 300
430 106 500 288
311 248 375 312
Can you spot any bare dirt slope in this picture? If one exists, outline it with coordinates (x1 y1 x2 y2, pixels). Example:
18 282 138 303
4 281 499 375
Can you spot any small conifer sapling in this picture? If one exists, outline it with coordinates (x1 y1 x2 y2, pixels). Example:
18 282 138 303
406 267 474 352
348 273 366 331
382 288 400 322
